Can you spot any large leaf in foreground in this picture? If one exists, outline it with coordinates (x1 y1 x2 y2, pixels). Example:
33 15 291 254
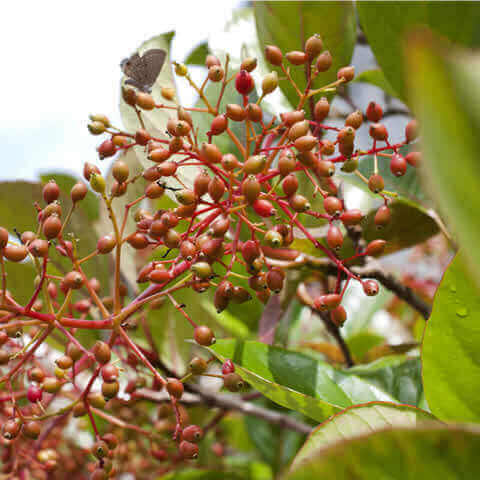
357 2 480 102
254 1 356 109
209 340 422 422
422 253 480 423
287 425 480 479
291 402 435 471
407 34 480 287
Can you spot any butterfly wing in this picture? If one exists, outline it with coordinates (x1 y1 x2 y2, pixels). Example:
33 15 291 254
140 49 166 89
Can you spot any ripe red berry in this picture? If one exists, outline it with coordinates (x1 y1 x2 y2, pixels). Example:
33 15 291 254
241 240 260 264
97 234 116 254
210 114 228 135
265 45 283 66
71 182 88 203
166 378 184 399
179 440 199 459
323 196 343 216
222 359 235 375
363 280 379 296
405 151 421 167
42 214 62 240
252 199 276 218
316 51 332 72
101 364 119 383
235 70 255 95
365 239 386 256
182 425 204 443
369 123 388 141
405 119 419 143
374 205 391 228
97 139 117 159
27 384 43 403
331 305 347 327
366 102 383 122
390 153 407 177
93 341 111 364
314 97 330 122
4 244 28 262
368 174 384 194
43 181 60 204
327 225 343 250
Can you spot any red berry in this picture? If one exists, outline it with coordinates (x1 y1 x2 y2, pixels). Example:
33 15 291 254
365 239 386 256
252 199 276 218
235 70 255 95
405 151 421 167
43 181 60 204
27 384 43 403
331 306 347 327
390 153 407 177
368 174 384 194
324 196 343 216
374 205 391 228
97 139 116 159
194 326 215 346
179 440 199 459
363 280 379 296
182 425 204 443
166 378 184 399
366 102 383 122
222 359 235 375
405 119 419 143
327 225 343 250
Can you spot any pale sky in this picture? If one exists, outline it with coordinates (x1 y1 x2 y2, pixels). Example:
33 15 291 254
0 0 241 181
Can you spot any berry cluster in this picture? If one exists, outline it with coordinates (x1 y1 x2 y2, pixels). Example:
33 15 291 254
0 34 420 478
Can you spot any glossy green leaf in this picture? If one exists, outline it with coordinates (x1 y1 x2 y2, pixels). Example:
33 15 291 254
407 35 480 286
346 332 384 362
208 340 423 422
291 402 435 471
185 41 210 66
357 2 480 102
422 254 480 422
254 1 356 109
287 425 480 479
352 69 398 98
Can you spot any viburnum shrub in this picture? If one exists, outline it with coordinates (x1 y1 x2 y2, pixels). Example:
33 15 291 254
0 34 422 478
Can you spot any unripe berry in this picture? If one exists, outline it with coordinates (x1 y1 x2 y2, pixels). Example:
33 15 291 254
282 174 299 196
226 103 246 122
2 419 21 440
97 234 116 254
175 63 188 76
288 120 310 141
314 97 330 122
316 50 332 72
200 142 222 164
295 135 317 152
345 110 363 129
27 384 43 403
390 153 407 177
374 205 391 228
64 271 83 290
286 50 308 65
97 139 116 159
337 66 355 82
0 349 10 365
305 34 324 59
241 56 258 72
369 123 388 141
316 160 336 177
242 175 261 203
88 121 106 135
235 70 254 95
189 356 208 374
183 425 204 443
206 54 221 68
3 243 28 262
341 156 359 172
92 440 109 459
161 86 175 100
102 380 119 399
179 240 197 261
71 182 87 203
265 45 283 66
331 305 347 326
405 119 419 143
42 214 62 240
327 225 343 250
222 153 239 171
289 194 310 213
366 102 383 122
363 279 379 296
266 268 285 293
365 239 386 256
66 342 82 362
192 261 212 279
208 65 225 82
224 372 245 392
136 92 155 110
241 240 260 264
324 196 343 216
43 181 60 204
166 378 184 399
214 288 230 313
281 110 305 127
42 201 62 219
163 229 181 249
23 421 41 439
244 154 267 174
406 151 421 167
210 114 228 135
122 86 137 106
211 216 230 237
180 440 199 459
194 325 215 346
232 286 252 304
208 176 226 202
93 341 111 364
128 232 149 249
262 71 278 95
245 103 262 123
101 364 119 383
368 174 384 194
340 209 363 226
175 189 196 206
135 128 151 146
0 227 8 250
42 377 61 394
149 268 171 284
315 293 342 311
252 199 276 217
278 151 297 176
264 229 283 248
90 173 106 194
194 170 210 197
149 148 171 163
112 160 129 183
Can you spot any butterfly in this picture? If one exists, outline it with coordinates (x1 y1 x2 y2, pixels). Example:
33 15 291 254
120 49 167 93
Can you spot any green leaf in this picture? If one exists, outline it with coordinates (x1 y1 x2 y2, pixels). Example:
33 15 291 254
362 197 438 255
406 34 480 286
291 402 435 471
346 332 384 362
357 2 480 102
287 425 480 479
185 41 210 66
208 339 423 422
159 470 244 480
352 69 398 98
422 253 480 423
254 1 356 109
